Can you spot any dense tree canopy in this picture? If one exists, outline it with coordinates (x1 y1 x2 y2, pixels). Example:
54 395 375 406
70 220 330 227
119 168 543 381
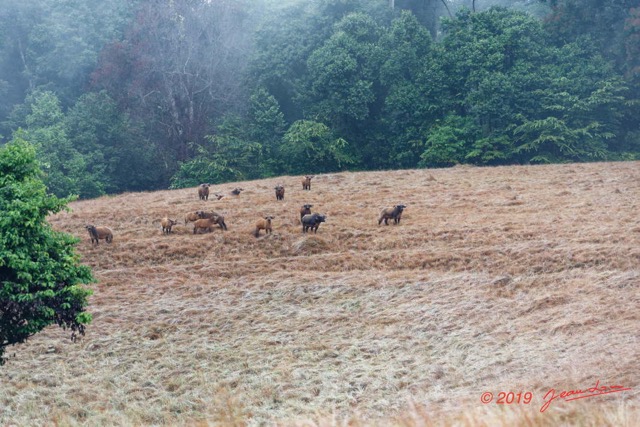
0 0 638 196
0 137 93 364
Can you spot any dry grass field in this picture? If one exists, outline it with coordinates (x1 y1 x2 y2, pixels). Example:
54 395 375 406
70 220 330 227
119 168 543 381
1 161 639 426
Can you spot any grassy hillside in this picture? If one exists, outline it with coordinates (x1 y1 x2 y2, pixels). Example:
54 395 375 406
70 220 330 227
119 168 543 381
1 162 638 426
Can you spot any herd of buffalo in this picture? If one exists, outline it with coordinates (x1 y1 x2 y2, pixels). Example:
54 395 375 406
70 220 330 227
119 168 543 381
85 175 406 245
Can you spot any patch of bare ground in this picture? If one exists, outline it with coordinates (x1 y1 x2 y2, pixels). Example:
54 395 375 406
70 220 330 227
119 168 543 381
1 162 638 426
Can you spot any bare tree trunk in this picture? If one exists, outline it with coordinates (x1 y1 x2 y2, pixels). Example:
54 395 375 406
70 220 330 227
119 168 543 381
17 39 34 90
441 0 453 18
472 0 476 12
389 0 395 9
111 0 249 162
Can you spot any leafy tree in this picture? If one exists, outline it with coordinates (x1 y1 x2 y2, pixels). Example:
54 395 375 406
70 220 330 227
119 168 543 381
170 115 262 188
249 0 391 124
170 145 244 189
171 88 288 188
539 1 640 150
65 91 163 193
0 136 93 365
434 7 631 164
280 120 356 174
247 88 287 176
249 1 330 124
391 0 447 37
1 0 639 193
22 91 101 198
453 0 550 17
509 39 630 163
540 0 637 67
303 12 387 167
419 115 478 166
511 74 628 163
0 2 37 133
305 13 382 123
379 11 438 167
379 11 433 89
0 0 135 131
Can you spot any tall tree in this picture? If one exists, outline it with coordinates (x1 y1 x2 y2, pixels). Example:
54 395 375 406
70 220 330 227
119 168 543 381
0 0 135 132
249 0 391 124
540 0 640 152
22 91 101 198
452 8 630 163
540 0 639 69
92 0 252 164
390 0 447 36
64 91 162 193
625 7 640 80
0 0 43 130
303 12 385 166
379 10 438 167
247 88 287 175
280 120 355 174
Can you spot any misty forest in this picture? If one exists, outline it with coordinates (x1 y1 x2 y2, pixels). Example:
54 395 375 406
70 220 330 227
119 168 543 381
1 0 639 199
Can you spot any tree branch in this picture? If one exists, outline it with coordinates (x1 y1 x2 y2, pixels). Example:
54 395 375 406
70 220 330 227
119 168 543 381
441 0 453 18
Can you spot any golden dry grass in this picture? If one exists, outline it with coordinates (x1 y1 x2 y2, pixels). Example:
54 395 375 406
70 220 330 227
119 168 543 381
0 162 638 426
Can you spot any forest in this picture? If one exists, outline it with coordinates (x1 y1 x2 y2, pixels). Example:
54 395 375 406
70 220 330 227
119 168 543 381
1 0 639 198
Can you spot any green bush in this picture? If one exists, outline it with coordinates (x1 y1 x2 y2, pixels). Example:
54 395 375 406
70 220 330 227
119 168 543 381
0 137 93 365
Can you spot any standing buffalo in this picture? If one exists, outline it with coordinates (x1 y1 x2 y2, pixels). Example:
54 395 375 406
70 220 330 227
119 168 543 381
302 175 314 190
160 218 178 234
378 205 406 225
85 225 113 245
198 184 210 200
254 216 274 237
301 213 326 233
300 204 313 220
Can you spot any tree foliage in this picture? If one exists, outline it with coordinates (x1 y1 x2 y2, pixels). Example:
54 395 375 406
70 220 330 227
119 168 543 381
91 0 252 165
170 115 262 188
280 120 356 174
0 137 93 365
64 91 162 193
0 0 135 129
22 91 99 198
0 0 639 196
